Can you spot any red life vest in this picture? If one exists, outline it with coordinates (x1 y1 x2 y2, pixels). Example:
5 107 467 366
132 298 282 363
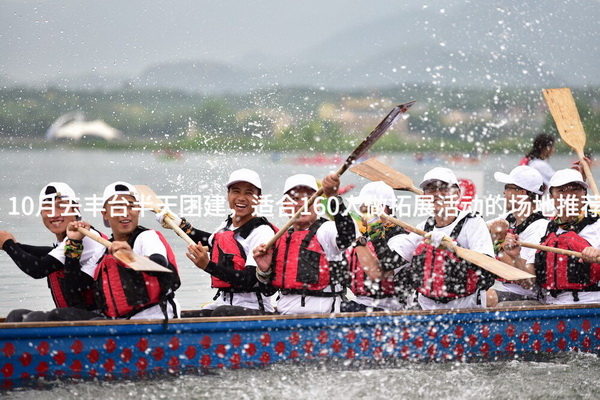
412 213 494 302
346 242 396 297
94 227 180 318
271 219 337 293
534 216 600 293
210 217 277 289
47 227 107 309
495 212 547 283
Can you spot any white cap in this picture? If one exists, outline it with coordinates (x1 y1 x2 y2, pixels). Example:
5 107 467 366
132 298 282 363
549 169 588 190
419 167 459 189
102 181 139 206
226 168 262 191
39 182 78 204
283 174 319 194
358 181 396 208
494 166 544 195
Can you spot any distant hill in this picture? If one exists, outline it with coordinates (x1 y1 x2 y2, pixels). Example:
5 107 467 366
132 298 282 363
7 0 599 93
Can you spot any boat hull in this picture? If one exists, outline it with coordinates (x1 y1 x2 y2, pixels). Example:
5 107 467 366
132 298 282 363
1 304 599 389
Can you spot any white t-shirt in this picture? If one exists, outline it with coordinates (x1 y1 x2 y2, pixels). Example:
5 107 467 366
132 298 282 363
89 229 180 319
526 218 600 305
48 228 106 277
276 219 351 315
387 210 494 310
388 210 494 262
488 212 549 296
202 220 276 312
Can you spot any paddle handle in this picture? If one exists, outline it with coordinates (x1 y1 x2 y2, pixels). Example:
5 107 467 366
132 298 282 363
78 227 111 248
163 216 196 246
379 214 457 251
520 241 600 262
264 187 325 250
578 152 600 198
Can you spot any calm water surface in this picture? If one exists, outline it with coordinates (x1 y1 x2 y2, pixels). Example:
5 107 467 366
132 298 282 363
0 147 597 398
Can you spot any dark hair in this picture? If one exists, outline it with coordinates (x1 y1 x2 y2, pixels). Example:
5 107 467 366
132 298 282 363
526 133 555 160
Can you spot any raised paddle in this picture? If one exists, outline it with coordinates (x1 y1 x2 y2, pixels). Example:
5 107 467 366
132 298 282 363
543 88 599 196
264 101 416 250
135 184 196 246
379 214 535 281
350 158 423 194
77 227 172 273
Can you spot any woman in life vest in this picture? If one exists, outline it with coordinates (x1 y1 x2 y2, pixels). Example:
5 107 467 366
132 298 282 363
0 182 106 322
486 166 548 305
519 133 556 191
252 173 356 314
160 169 278 316
503 168 600 305
341 181 412 312
91 181 181 320
387 167 496 310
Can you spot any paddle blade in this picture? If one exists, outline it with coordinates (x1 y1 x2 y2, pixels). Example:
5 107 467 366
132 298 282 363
543 88 586 154
453 247 535 281
350 158 423 194
342 101 415 170
135 184 164 212
114 249 173 273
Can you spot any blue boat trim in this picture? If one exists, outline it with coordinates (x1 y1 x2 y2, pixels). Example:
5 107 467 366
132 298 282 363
1 304 599 389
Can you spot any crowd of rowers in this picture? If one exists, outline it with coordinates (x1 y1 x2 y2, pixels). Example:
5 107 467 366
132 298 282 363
1 157 599 323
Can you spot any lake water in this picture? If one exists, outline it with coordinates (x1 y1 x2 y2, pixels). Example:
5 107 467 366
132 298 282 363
1 147 598 398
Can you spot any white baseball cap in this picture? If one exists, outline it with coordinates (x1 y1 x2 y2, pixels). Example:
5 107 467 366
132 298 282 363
549 169 588 190
39 182 78 205
358 181 396 208
226 168 262 191
419 167 460 189
283 174 319 194
102 181 139 207
494 166 544 195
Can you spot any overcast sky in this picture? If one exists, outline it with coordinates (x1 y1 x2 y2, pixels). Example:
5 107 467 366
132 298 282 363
0 0 424 81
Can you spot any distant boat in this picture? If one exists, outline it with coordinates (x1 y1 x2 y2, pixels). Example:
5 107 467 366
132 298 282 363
292 153 344 166
46 111 123 141
153 148 184 161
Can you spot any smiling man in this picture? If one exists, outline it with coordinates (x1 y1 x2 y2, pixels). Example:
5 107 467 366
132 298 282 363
160 169 278 316
88 181 181 320
0 182 105 322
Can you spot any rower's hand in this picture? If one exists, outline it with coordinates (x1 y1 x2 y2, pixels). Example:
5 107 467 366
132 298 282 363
322 174 340 197
502 233 522 259
424 231 453 250
66 221 90 241
253 244 273 272
186 243 209 270
580 246 600 263
488 219 509 242
0 231 16 249
572 157 592 182
109 241 132 254
156 207 182 230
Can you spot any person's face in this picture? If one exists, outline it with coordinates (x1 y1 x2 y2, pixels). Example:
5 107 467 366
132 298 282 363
227 182 261 226
503 184 528 212
550 183 586 217
102 195 140 239
422 180 460 214
40 197 79 238
285 187 318 228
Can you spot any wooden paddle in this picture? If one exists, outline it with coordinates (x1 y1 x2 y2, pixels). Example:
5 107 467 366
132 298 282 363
379 214 535 281
135 184 196 246
264 101 416 250
520 241 600 262
77 227 172 273
543 88 599 196
350 158 423 194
